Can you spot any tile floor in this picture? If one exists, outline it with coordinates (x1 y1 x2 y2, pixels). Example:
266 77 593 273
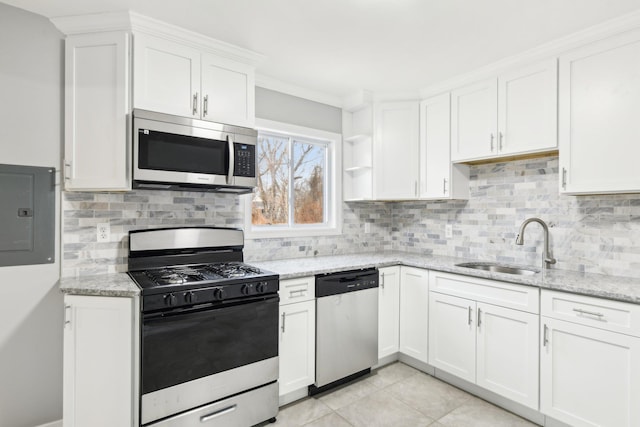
272 362 540 427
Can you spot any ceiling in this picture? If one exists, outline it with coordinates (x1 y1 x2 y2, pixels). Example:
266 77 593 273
4 0 640 105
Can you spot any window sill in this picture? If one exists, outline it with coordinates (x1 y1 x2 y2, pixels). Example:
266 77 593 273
244 224 342 240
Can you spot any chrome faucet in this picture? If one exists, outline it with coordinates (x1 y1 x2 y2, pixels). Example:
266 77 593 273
515 217 557 268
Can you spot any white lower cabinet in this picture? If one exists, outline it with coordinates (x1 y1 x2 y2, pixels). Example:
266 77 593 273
540 290 640 427
63 295 138 427
428 271 539 409
378 266 401 359
399 267 429 363
278 277 315 401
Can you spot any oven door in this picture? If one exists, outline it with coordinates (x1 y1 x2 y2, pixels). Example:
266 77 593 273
140 294 279 425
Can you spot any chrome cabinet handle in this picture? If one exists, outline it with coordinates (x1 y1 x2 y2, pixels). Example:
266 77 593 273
498 132 503 151
64 305 71 326
443 178 447 195
380 272 385 288
561 168 567 189
64 161 71 181
543 324 549 347
200 405 237 423
281 312 286 333
193 92 198 115
203 94 209 117
573 308 605 318
490 133 495 151
468 306 472 325
477 308 482 328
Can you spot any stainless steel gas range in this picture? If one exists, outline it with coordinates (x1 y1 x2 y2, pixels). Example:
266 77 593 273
127 227 279 427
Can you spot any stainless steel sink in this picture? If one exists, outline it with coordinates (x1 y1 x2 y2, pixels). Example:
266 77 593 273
455 262 539 276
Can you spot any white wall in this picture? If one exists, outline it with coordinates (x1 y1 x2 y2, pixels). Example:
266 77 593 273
0 3 63 426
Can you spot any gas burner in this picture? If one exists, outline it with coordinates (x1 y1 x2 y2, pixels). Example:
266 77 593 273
205 262 262 278
145 267 210 286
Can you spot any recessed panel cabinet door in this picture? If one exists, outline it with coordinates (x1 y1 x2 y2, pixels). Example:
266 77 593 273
559 29 640 194
399 267 429 363
540 317 640 427
65 32 130 191
428 292 476 383
476 302 539 409
498 59 557 156
63 295 136 427
278 300 315 396
451 79 498 162
133 33 200 118
201 54 255 127
374 102 419 200
378 266 400 359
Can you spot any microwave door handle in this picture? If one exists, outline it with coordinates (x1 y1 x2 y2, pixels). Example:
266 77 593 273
227 135 234 185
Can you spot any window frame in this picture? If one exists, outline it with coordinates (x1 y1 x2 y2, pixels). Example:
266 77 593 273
244 118 342 240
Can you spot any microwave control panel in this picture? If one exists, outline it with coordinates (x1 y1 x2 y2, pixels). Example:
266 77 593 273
234 143 256 177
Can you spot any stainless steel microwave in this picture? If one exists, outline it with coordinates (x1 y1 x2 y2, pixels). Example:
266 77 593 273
132 109 257 194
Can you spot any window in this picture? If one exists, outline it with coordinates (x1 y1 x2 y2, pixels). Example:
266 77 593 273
245 119 341 238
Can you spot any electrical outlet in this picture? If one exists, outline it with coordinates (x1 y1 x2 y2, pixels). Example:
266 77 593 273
364 222 371 233
445 224 453 239
97 223 110 242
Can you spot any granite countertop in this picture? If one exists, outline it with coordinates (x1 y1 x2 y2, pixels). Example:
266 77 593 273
252 251 640 305
59 272 140 297
59 251 640 304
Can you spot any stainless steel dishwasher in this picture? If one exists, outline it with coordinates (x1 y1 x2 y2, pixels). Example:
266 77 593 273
309 268 379 395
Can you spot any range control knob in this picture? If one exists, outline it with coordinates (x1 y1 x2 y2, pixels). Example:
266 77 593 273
164 293 177 306
183 291 195 304
213 288 226 301
256 282 268 294
241 284 252 295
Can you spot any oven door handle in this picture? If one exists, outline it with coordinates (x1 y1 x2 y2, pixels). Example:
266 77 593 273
143 294 280 319
200 404 237 423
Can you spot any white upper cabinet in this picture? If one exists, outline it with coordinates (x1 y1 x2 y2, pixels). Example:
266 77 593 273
133 32 256 127
559 29 640 194
451 59 558 163
374 101 420 200
498 59 557 156
133 33 201 118
419 93 469 200
201 54 255 128
63 31 131 191
451 78 498 161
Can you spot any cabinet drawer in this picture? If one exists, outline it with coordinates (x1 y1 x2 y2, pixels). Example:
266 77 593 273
279 276 315 305
429 270 539 314
541 290 640 337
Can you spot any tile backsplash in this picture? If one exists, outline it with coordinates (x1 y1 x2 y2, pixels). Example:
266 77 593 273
62 155 640 279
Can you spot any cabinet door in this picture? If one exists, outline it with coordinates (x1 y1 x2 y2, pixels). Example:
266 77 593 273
201 54 255 127
498 59 557 156
133 32 201 118
559 29 640 194
540 317 640 427
451 78 498 162
374 102 419 200
476 303 539 409
63 295 136 427
279 300 315 396
399 267 429 363
428 292 476 383
378 266 400 359
64 32 130 191
419 94 451 199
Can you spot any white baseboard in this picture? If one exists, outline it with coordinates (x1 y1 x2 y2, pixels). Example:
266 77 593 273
35 420 62 427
